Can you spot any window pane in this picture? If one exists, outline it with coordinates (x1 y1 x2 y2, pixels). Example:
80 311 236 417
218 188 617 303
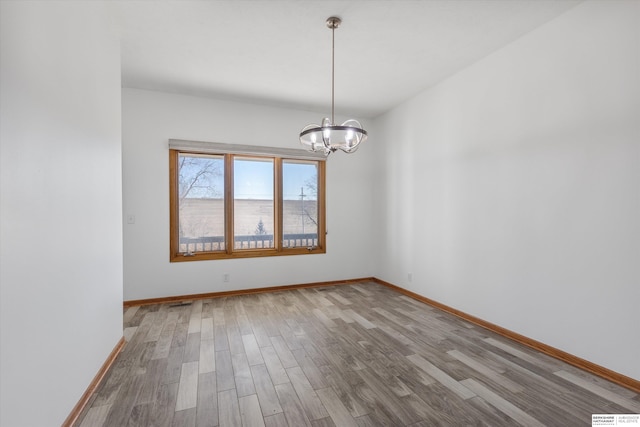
178 153 225 253
282 160 318 248
234 157 274 249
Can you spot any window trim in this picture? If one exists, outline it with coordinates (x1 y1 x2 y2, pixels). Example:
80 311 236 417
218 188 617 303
169 142 326 262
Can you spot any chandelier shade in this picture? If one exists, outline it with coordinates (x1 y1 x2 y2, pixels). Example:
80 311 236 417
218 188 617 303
299 17 367 155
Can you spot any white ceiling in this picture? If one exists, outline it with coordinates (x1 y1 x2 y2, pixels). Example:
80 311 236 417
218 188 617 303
108 0 581 119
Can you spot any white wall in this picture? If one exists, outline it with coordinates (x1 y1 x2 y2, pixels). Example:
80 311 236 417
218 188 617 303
0 2 123 426
122 88 374 300
373 1 639 380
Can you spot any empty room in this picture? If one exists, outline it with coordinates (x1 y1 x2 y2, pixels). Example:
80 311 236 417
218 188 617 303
1 1 638 426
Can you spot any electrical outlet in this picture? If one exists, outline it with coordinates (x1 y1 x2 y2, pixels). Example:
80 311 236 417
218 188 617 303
223 273 230 282
408 272 413 282
127 214 135 224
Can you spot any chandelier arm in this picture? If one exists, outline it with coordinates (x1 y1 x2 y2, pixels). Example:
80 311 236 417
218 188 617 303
299 125 367 138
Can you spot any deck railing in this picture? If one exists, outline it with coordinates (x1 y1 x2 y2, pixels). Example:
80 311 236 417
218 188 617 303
179 233 318 252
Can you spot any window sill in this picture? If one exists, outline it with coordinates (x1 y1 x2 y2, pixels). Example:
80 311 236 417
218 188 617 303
170 247 326 262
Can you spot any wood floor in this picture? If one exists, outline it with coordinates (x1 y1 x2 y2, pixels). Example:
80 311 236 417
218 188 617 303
75 281 640 426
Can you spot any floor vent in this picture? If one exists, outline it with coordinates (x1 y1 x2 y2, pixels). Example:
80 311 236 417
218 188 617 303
169 302 192 307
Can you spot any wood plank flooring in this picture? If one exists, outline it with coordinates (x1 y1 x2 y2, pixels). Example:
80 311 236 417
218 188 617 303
75 281 640 426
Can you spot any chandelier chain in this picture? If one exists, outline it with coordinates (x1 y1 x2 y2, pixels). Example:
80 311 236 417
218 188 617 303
331 24 335 125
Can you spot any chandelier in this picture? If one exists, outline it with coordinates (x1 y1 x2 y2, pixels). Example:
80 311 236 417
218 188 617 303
299 17 367 155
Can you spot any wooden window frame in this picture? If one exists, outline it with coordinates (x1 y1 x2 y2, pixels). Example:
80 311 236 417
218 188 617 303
169 148 326 262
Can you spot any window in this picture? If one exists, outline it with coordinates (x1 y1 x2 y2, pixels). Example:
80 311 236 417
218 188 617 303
169 140 326 261
282 160 320 248
233 157 274 249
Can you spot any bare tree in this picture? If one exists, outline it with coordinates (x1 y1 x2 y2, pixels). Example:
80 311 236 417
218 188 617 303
302 174 318 227
178 155 223 238
179 156 222 202
304 174 317 198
